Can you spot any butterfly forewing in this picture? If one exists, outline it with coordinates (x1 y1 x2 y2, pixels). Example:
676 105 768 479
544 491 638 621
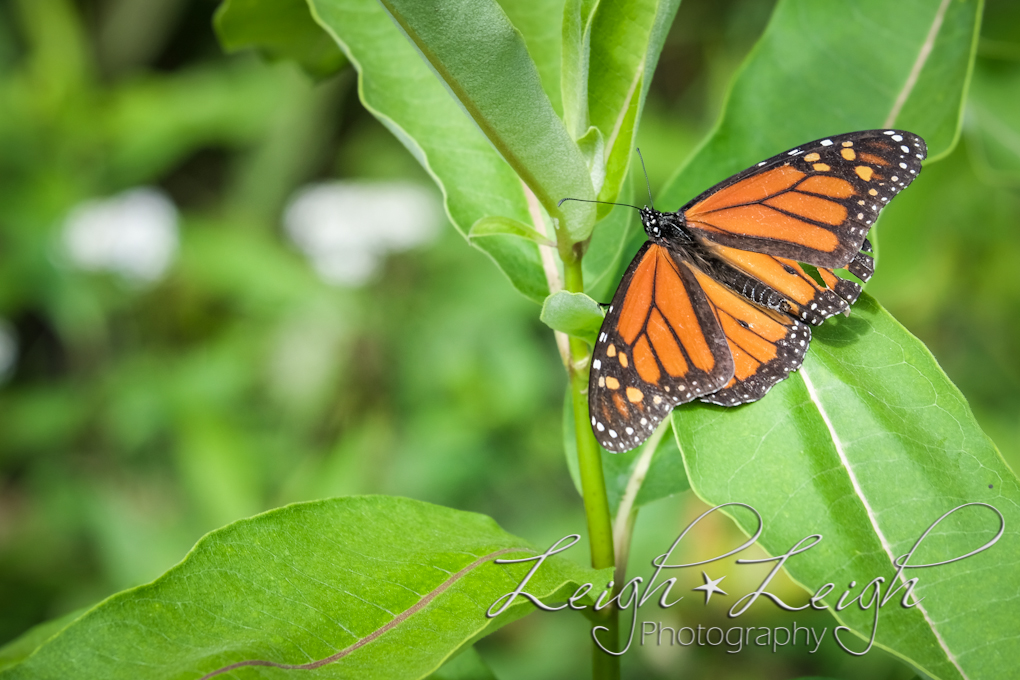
588 243 733 452
683 130 926 268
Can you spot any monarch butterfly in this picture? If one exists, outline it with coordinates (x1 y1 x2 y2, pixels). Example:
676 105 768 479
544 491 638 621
581 129 926 453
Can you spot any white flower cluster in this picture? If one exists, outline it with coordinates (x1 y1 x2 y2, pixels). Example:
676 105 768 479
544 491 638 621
59 181 442 289
62 187 179 283
283 181 442 286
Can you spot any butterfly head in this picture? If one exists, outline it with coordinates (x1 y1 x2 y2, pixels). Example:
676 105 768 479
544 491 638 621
640 207 685 243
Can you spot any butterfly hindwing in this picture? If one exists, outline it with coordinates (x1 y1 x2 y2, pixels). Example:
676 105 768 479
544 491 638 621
818 266 862 306
705 244 850 325
682 130 926 269
588 243 733 452
687 265 811 406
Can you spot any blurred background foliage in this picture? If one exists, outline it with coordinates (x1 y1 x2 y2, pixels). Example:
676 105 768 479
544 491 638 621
0 0 1018 678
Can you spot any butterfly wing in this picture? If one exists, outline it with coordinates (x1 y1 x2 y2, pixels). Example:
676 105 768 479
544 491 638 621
682 130 926 268
818 264 862 306
703 244 852 325
588 243 733 452
686 265 811 406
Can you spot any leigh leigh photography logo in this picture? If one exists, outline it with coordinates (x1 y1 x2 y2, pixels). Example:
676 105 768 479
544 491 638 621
487 502 1004 657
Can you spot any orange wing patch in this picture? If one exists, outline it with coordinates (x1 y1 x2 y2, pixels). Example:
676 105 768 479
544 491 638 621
687 204 842 253
616 251 656 344
797 175 856 198
763 191 847 225
632 335 661 384
647 308 690 378
688 166 805 213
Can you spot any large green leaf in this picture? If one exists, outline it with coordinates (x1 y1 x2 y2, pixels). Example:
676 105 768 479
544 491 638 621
659 0 982 215
376 0 596 243
307 0 548 303
0 496 608 680
675 294 1019 680
215 0 347 78
496 0 567 118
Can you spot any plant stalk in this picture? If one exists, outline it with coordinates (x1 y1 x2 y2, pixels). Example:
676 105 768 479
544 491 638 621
563 259 614 572
563 256 620 677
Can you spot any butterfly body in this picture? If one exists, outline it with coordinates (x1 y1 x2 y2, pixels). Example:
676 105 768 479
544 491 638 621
588 130 927 453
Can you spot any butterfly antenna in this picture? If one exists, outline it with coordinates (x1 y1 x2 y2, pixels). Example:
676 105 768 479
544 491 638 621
636 147 653 207
557 197 641 210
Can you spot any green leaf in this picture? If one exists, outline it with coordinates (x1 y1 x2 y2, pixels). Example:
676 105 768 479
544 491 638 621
309 0 548 302
660 0 982 214
375 0 597 242
0 610 85 672
539 290 603 343
472 235 551 304
560 0 600 139
586 0 681 217
674 294 1020 680
894 0 983 162
496 0 566 118
576 125 607 195
214 0 347 79
0 497 608 680
469 216 555 247
632 423 688 507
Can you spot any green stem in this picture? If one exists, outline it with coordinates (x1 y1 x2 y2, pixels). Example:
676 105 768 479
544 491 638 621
569 334 616 568
563 257 620 677
563 259 614 571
